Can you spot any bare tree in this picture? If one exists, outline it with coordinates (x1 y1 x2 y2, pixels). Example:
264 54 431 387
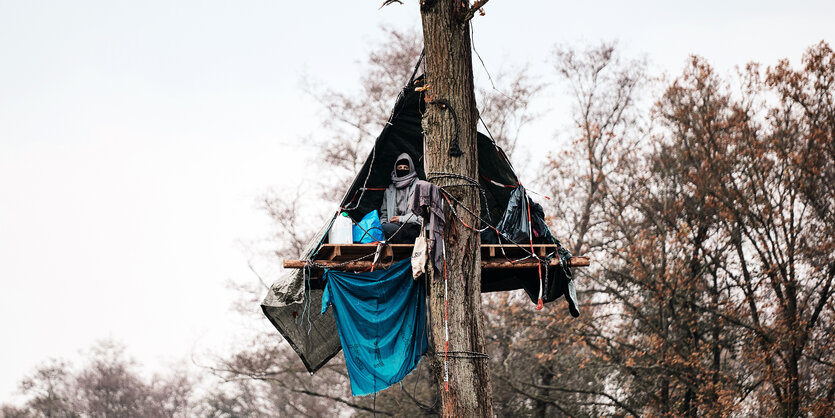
484 43 648 417
16 360 76 418
7 340 196 418
476 68 544 157
545 42 647 257
305 27 423 190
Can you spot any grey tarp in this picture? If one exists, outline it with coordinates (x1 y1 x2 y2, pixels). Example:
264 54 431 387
261 218 343 373
261 289 341 373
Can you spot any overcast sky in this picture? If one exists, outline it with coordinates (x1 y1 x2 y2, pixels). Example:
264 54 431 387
1 0 833 402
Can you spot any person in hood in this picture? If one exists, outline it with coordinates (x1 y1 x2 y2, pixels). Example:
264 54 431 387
380 153 421 243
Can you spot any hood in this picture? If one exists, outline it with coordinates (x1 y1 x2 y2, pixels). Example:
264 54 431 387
393 152 416 176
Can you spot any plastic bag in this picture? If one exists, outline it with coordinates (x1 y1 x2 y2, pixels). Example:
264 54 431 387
495 186 552 244
495 186 532 243
353 210 385 243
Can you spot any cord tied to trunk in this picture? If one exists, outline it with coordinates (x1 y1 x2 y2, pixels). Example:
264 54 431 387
427 98 462 157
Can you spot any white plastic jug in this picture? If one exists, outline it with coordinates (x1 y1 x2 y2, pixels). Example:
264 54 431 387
328 212 353 244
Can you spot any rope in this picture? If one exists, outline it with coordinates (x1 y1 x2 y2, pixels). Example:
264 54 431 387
470 23 522 177
427 99 462 157
427 175 553 268
478 114 499 146
407 48 425 87
526 189 544 310
427 172 481 185
339 145 378 212
442 245 449 392
526 187 552 201
350 218 385 245
371 242 382 272
299 264 313 335
442 192 533 262
437 187 535 256
307 252 377 269
441 193 487 233
432 185 569 273
477 113 518 174
300 209 340 332
427 171 491 221
470 23 517 106
433 351 489 360
479 172 517 188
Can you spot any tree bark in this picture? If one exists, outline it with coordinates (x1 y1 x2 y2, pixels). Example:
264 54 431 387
420 1 494 416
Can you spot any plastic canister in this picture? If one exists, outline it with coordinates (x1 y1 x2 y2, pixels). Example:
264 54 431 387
328 212 353 244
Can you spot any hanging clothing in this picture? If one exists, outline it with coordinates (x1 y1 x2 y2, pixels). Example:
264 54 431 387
410 180 445 275
321 259 428 396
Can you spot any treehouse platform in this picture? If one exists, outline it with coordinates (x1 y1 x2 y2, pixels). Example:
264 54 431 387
283 243 589 292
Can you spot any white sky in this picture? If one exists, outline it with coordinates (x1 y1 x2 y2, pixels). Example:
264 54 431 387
1 0 833 402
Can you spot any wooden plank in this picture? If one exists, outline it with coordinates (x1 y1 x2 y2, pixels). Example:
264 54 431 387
484 256 590 268
284 256 590 270
315 245 333 260
317 243 414 262
328 245 341 260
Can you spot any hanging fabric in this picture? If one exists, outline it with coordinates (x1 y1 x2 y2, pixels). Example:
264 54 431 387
321 259 428 396
410 179 445 274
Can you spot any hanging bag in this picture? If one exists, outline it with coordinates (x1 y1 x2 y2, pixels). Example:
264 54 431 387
495 186 532 244
411 219 428 279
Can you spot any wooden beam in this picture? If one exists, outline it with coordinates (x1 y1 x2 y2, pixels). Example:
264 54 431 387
484 257 590 268
283 256 589 270
328 245 341 260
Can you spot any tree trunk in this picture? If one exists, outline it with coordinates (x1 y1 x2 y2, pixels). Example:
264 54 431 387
420 1 494 416
534 370 553 418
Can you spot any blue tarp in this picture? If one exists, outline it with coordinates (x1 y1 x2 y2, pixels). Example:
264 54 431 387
321 258 428 396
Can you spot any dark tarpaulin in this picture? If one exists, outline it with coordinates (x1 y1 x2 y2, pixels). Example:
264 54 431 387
339 77 518 230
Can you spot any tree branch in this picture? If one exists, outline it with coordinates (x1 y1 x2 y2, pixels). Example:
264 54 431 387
502 374 640 417
398 383 437 413
462 0 490 22
291 388 393 416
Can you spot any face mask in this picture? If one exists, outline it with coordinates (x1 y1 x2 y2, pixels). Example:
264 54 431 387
396 169 410 177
